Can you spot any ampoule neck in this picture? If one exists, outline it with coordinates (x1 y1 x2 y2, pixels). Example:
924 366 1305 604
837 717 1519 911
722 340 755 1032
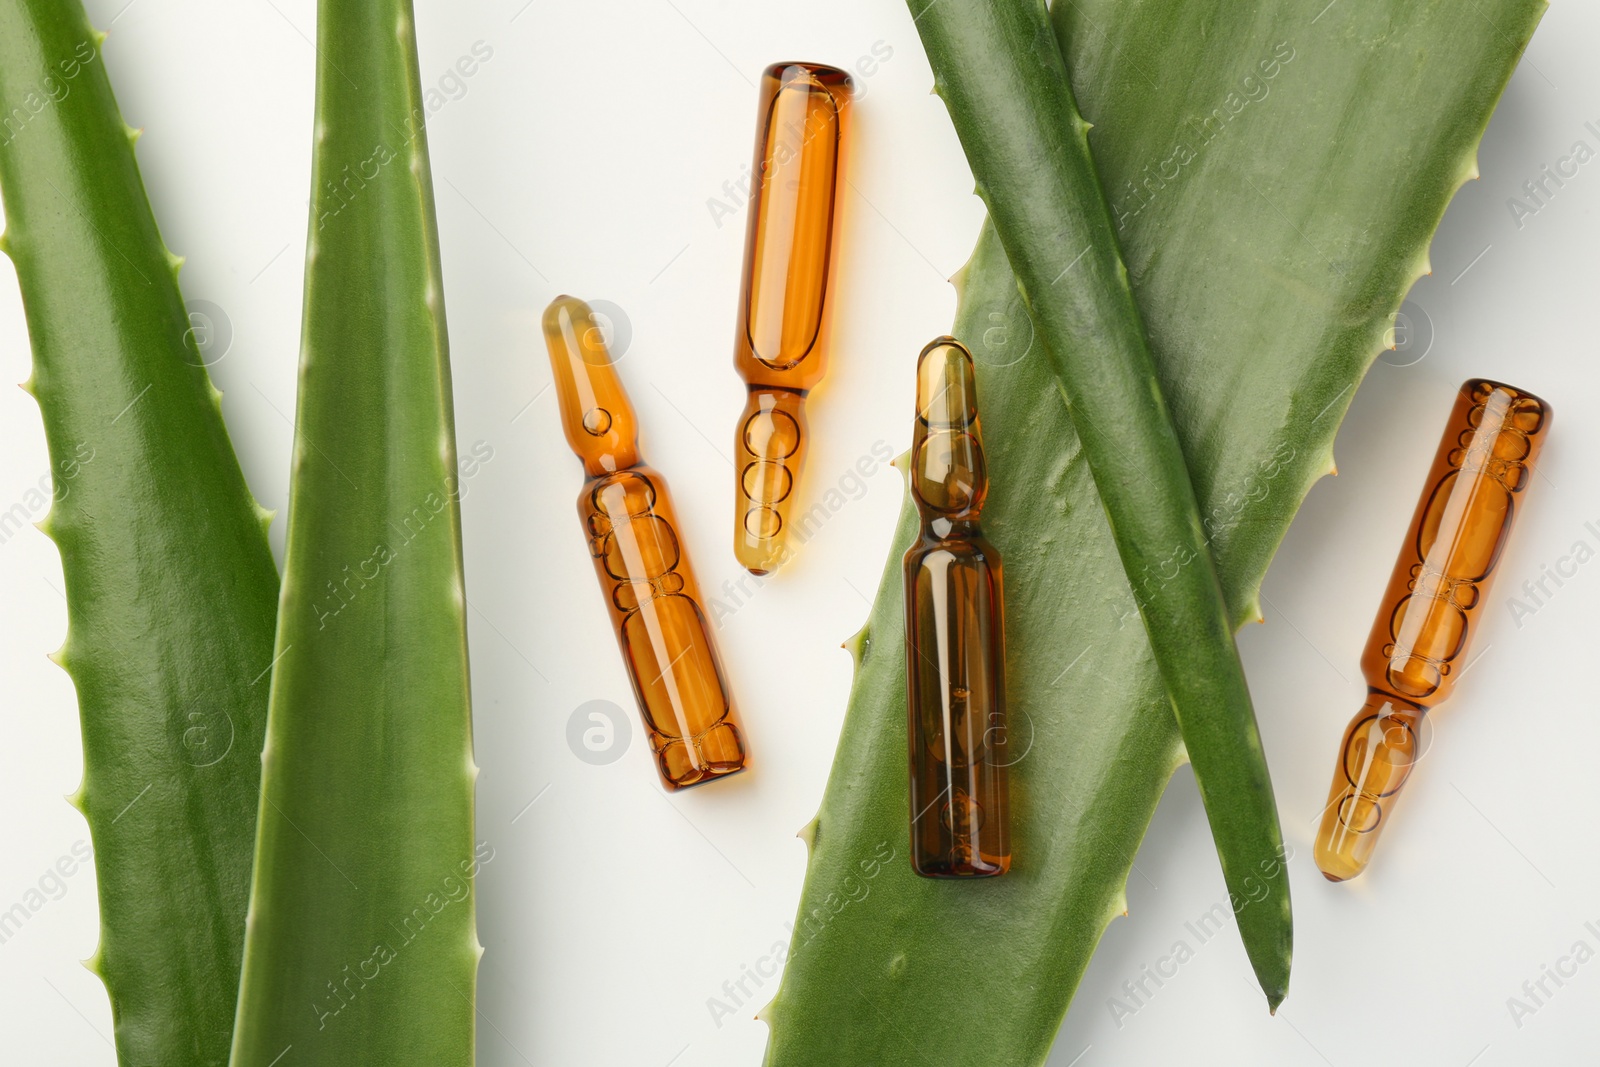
584 449 639 480
1359 684 1428 715
925 515 981 541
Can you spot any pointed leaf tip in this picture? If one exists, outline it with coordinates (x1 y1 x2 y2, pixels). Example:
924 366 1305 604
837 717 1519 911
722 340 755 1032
1266 984 1287 1014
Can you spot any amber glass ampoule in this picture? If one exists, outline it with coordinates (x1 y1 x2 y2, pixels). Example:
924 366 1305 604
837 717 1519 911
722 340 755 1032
731 62 852 575
1314 380 1549 881
543 296 748 790
903 337 1010 878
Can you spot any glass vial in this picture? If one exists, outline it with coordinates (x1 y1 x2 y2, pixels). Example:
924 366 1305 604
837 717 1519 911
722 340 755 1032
544 296 748 790
731 62 852 575
1314 379 1549 880
903 337 1011 877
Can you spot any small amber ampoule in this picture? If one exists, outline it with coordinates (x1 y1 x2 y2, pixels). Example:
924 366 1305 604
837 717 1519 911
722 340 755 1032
903 337 1010 878
1314 379 1549 881
543 296 748 790
731 62 852 575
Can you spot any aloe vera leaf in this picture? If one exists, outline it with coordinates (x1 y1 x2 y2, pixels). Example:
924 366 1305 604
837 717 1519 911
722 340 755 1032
226 1 478 1063
0 2 278 1062
763 0 1545 1061
910 0 1297 1003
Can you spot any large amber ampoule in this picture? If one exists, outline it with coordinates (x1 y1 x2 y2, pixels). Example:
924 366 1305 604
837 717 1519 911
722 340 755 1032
543 296 748 790
903 337 1010 878
1314 380 1549 881
731 62 852 575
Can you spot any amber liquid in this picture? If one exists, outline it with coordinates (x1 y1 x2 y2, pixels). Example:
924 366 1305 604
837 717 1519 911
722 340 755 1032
545 296 748 790
732 62 852 574
903 338 1010 877
578 467 746 788
1315 380 1548 880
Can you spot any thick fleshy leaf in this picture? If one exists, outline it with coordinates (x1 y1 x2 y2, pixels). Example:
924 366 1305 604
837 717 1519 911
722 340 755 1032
762 0 1545 1062
908 0 1291 1002
0 3 279 1063
227 1 479 1064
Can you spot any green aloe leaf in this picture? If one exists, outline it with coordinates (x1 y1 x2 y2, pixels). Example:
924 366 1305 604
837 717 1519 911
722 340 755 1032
908 0 1291 1003
227 0 478 1064
0 2 278 1063
762 0 1545 1063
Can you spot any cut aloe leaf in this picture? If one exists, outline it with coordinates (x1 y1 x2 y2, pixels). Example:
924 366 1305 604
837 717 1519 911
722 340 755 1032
0 2 280 1062
763 0 1545 1061
227 1 479 1064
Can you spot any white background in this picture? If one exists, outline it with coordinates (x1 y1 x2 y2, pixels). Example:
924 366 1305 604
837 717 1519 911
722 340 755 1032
1 1 1596 1064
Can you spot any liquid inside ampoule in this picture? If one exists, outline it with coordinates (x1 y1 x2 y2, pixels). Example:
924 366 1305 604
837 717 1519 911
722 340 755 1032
1314 379 1549 881
902 336 1010 877
731 62 852 575
544 295 748 790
